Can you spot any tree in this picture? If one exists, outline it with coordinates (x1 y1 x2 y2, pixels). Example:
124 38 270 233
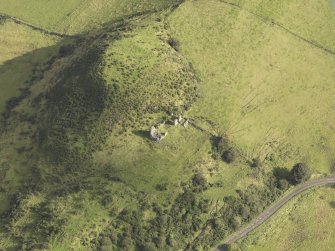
291 163 311 184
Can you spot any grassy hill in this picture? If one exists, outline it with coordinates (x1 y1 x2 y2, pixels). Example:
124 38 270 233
0 0 334 250
169 0 335 174
0 19 60 114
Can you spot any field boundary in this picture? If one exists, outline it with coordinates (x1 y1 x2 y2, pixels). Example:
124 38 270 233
0 13 77 38
218 0 335 57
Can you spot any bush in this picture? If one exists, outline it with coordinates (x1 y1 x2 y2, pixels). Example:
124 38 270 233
238 205 250 219
277 179 290 190
273 167 291 181
192 173 207 186
139 243 157 251
291 163 311 184
216 137 230 154
250 158 262 168
0 15 7 25
167 38 180 51
222 149 237 163
225 243 241 251
100 236 113 251
229 217 241 230
330 161 335 174
155 183 168 191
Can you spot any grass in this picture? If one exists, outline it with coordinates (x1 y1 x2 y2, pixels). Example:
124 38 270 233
91 15 206 199
56 0 181 34
236 186 335 251
94 13 255 199
220 0 335 51
0 0 334 250
0 0 83 31
0 0 181 34
0 20 59 114
169 0 335 175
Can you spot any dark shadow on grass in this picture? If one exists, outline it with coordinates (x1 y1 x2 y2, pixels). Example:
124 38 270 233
216 243 229 251
273 167 291 181
330 201 335 209
132 130 151 140
210 135 221 150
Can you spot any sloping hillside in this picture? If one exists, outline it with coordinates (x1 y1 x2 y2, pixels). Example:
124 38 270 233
0 1 334 251
0 0 180 34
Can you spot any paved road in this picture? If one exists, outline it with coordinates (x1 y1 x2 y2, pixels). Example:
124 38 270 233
216 176 335 250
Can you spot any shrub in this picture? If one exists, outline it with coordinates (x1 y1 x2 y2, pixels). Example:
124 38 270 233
211 151 221 160
273 167 291 181
225 243 241 251
222 148 237 163
139 243 157 251
0 15 7 25
167 38 180 51
100 236 113 251
229 217 241 230
155 183 168 191
211 137 238 164
216 137 230 154
291 163 311 184
250 158 262 168
330 161 335 173
192 173 207 186
277 179 290 190
238 205 251 219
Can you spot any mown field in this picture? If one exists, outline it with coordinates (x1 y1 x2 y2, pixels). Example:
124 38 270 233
0 0 334 250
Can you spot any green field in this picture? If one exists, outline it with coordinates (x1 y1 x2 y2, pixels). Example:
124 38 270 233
0 0 82 31
0 0 334 250
0 0 180 34
0 19 59 114
169 0 335 174
236 187 335 251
